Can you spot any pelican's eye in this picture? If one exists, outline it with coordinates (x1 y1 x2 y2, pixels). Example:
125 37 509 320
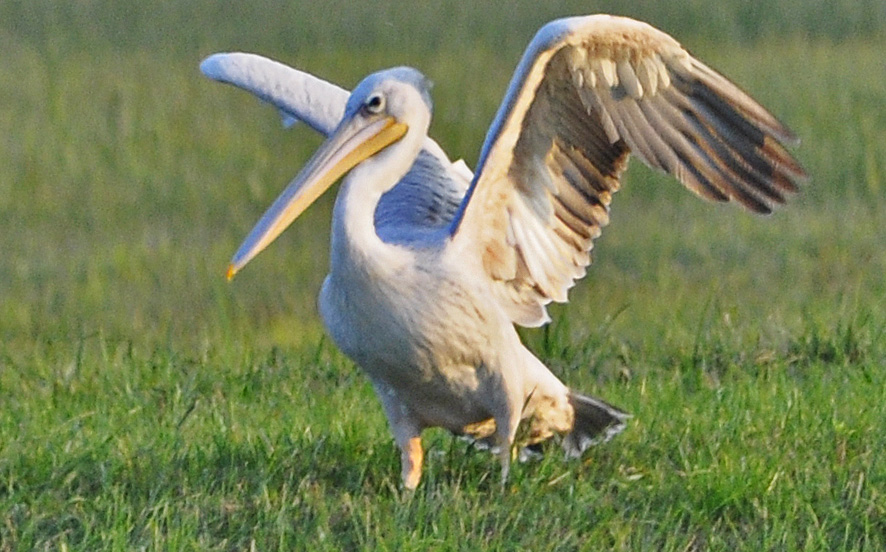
364 93 385 115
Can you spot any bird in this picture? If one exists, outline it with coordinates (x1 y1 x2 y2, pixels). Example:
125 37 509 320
201 14 807 489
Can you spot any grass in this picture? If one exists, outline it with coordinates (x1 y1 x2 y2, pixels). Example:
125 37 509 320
1 1 885 550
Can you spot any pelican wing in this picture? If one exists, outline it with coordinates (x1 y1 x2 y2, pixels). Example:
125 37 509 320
451 15 807 327
201 53 471 242
201 52 349 135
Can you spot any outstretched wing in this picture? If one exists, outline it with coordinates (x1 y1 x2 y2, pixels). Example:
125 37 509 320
201 52 471 242
201 52 349 135
450 15 808 327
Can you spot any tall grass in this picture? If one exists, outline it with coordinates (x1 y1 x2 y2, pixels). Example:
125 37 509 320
1 1 884 550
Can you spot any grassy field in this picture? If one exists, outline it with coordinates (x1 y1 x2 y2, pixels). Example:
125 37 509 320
1 1 885 550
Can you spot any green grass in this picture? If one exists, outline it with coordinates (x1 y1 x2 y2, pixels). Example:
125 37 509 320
1 1 885 550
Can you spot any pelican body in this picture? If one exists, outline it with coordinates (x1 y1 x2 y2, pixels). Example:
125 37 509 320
202 15 806 488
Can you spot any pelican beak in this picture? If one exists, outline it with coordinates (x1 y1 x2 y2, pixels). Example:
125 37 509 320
227 115 408 279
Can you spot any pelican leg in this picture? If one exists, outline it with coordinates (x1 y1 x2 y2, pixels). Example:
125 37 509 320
400 436 424 490
497 443 512 486
371 380 425 489
494 405 523 485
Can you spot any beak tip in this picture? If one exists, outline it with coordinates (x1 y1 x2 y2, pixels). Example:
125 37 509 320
226 264 238 281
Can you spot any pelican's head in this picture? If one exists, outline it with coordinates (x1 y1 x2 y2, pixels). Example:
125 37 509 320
346 66 433 133
226 67 433 279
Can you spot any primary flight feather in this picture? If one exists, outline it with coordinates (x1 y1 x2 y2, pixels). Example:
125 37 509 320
201 14 807 488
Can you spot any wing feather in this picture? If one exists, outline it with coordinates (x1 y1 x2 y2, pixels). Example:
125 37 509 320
450 15 808 327
200 52 348 135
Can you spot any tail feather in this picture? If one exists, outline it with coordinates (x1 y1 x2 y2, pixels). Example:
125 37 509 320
562 391 630 458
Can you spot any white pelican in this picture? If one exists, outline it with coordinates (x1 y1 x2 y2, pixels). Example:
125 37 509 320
201 15 807 489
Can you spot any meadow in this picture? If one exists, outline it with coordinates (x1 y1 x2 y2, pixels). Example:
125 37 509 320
1 1 885 549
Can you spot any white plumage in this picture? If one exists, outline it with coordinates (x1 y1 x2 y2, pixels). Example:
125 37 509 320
201 15 806 488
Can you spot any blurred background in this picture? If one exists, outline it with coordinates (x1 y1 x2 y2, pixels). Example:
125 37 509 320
0 0 884 368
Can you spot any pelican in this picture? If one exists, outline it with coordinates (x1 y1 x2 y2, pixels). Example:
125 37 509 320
201 15 807 489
